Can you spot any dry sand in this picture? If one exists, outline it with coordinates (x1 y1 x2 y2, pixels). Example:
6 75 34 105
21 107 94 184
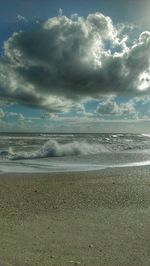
0 166 150 265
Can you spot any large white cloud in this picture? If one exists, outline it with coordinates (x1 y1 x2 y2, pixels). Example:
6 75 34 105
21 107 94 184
0 12 150 111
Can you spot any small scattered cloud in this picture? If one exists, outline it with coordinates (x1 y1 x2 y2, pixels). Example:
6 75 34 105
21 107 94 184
0 108 5 118
17 14 28 23
42 113 59 119
58 8 63 17
7 112 18 117
97 100 136 116
18 113 25 121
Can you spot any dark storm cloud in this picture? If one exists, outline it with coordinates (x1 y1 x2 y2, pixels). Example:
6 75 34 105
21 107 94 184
1 12 150 111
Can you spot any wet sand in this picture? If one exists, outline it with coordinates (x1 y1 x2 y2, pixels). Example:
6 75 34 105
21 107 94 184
0 166 150 265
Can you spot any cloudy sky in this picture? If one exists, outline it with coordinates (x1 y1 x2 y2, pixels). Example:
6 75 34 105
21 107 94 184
0 0 150 132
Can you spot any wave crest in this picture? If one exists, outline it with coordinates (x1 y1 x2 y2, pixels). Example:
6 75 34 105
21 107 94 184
5 140 109 160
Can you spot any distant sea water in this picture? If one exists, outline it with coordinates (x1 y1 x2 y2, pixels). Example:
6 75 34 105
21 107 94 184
0 132 150 173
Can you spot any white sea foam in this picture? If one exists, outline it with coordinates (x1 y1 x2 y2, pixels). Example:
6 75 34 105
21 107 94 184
6 140 109 160
112 135 118 138
142 133 150 138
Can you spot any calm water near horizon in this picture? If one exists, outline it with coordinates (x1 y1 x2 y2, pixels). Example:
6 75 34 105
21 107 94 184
0 132 150 173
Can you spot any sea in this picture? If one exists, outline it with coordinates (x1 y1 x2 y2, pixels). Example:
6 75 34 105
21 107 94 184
0 132 150 173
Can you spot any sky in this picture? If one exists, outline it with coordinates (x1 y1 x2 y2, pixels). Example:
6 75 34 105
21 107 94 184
0 0 150 132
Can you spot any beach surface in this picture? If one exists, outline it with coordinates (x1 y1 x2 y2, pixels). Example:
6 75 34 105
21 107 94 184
0 166 150 266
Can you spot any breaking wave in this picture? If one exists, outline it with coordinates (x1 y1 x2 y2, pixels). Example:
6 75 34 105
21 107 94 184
4 140 109 160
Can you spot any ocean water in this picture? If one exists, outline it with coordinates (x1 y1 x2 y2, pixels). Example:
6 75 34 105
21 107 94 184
0 132 150 173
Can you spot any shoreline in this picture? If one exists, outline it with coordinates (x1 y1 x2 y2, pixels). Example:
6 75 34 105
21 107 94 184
0 162 150 175
0 166 150 265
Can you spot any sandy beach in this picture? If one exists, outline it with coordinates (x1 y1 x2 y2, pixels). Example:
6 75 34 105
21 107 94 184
0 166 150 266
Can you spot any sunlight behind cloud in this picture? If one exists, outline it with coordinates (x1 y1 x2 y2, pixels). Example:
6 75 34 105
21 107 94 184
138 72 150 91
